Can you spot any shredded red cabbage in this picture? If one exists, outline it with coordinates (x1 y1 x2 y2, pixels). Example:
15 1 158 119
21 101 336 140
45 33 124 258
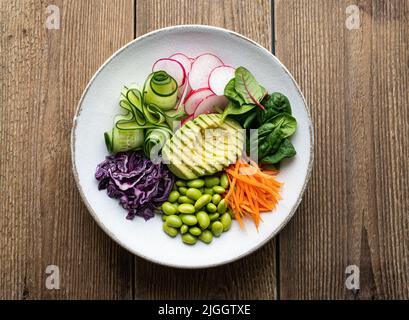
95 151 174 220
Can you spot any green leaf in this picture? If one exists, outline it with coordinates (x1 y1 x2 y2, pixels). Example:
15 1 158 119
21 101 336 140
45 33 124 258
261 139 296 165
258 92 292 124
243 111 258 129
224 78 246 105
254 113 297 159
221 101 256 120
234 67 267 108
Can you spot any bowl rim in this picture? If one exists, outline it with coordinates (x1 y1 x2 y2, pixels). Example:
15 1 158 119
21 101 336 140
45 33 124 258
71 24 314 269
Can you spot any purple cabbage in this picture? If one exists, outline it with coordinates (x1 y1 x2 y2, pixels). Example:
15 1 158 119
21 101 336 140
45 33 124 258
95 151 174 220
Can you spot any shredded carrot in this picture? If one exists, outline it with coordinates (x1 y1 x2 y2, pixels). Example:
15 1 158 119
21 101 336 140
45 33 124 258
225 159 283 229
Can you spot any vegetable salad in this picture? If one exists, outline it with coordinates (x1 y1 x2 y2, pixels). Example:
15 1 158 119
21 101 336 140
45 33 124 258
95 52 297 245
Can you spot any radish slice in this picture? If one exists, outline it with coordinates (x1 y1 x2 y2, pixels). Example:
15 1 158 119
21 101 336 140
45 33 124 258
194 94 228 117
169 53 192 74
177 82 190 98
176 82 190 110
184 88 213 115
181 114 194 126
188 53 224 90
208 65 236 96
152 58 186 86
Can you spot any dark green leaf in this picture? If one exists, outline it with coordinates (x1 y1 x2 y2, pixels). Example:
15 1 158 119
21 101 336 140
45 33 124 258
256 113 297 159
258 92 292 124
234 67 267 108
261 139 296 165
224 78 245 105
221 101 256 120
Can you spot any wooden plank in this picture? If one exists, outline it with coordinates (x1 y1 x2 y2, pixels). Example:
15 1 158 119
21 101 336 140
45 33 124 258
134 0 276 299
275 0 409 299
0 0 134 299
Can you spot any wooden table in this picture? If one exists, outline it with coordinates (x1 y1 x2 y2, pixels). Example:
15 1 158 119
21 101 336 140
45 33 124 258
1 0 408 300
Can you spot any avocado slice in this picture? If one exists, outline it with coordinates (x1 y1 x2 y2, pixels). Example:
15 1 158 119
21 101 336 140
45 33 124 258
162 114 244 179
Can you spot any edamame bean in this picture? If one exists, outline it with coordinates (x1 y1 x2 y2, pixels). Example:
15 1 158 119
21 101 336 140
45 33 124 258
194 194 212 210
204 176 220 188
189 227 202 236
178 196 194 204
212 186 226 194
187 179 205 188
203 188 214 195
199 230 213 244
182 233 197 245
166 215 182 228
211 221 223 237
196 211 210 229
163 222 178 237
198 187 205 193
181 214 198 226
176 180 186 187
161 201 177 215
186 188 202 201
180 224 189 234
217 199 227 214
178 203 195 214
227 208 235 219
220 213 232 231
220 173 229 189
167 191 180 203
209 213 220 221
172 184 178 191
161 215 167 222
212 194 222 205
206 203 217 213
178 187 187 195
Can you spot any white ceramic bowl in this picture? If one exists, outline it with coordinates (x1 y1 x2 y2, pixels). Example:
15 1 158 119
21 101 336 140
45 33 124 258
71 25 313 268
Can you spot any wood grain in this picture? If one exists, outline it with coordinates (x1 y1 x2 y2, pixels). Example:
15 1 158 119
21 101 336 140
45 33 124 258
133 0 276 300
0 0 135 299
2 0 408 300
275 0 409 299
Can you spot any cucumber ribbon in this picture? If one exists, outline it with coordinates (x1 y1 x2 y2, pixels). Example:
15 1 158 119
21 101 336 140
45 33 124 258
105 71 185 156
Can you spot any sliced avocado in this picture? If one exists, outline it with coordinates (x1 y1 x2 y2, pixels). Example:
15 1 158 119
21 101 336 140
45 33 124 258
169 136 210 177
177 124 226 174
162 114 244 179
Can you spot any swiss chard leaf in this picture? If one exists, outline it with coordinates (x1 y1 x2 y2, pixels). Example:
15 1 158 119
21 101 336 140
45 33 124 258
258 92 292 124
222 68 267 121
261 138 296 165
221 101 256 120
224 78 246 106
234 67 267 109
